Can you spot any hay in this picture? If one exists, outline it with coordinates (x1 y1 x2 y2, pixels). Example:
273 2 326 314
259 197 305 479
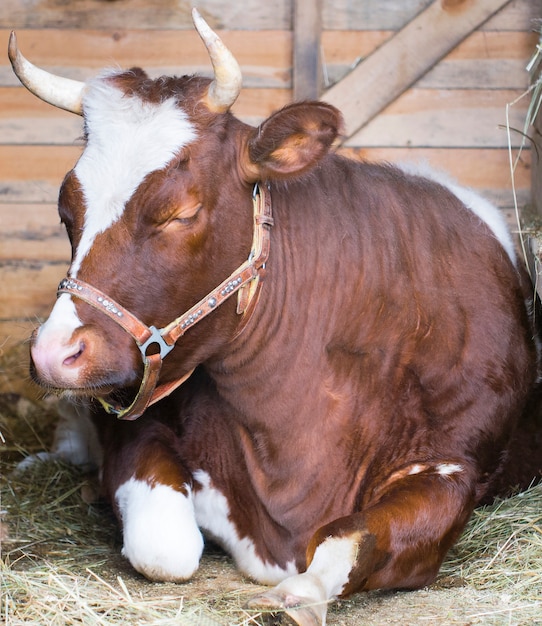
507 24 542 266
0 451 264 625
441 485 542 596
2 385 542 625
0 563 225 626
525 24 542 141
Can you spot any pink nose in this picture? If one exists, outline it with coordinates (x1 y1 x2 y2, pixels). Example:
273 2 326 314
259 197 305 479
30 332 87 388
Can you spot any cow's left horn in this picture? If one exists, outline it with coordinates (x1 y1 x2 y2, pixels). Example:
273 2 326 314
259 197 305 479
192 8 242 112
8 31 85 115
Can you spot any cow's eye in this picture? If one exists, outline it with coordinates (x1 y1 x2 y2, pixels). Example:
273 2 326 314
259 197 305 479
171 203 202 226
155 199 202 229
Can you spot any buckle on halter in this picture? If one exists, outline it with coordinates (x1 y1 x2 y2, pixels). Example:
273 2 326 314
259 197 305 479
139 325 175 359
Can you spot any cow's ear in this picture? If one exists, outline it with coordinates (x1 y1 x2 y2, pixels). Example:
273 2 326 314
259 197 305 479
242 102 343 181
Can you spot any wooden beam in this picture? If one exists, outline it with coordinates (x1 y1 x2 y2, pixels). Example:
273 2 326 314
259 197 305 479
321 0 514 141
293 0 323 100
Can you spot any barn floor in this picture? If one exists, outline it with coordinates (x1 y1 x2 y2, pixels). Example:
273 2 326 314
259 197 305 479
1 343 542 625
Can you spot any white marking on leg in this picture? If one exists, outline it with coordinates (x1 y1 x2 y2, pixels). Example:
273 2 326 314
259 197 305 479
285 535 358 601
16 398 103 472
52 398 103 468
115 477 203 582
192 470 297 584
249 535 360 626
71 73 197 276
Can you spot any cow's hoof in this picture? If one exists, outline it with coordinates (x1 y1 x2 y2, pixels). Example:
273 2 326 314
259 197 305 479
246 590 325 626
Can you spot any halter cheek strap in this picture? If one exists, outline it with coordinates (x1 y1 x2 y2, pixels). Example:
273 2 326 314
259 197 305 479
57 183 273 420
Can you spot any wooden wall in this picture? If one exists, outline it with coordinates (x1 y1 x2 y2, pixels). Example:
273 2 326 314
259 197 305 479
0 0 540 356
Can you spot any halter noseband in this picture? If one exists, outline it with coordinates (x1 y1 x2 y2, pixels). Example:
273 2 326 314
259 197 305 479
57 183 273 421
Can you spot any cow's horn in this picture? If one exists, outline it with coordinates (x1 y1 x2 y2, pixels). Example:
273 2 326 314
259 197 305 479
8 31 85 115
192 8 242 112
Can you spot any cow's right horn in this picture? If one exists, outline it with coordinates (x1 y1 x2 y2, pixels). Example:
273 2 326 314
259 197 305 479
8 32 85 115
192 8 242 113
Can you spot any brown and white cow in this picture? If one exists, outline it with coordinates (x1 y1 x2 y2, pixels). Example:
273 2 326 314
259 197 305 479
9 9 542 625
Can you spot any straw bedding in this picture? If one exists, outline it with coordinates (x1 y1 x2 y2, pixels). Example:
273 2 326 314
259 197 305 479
1 341 542 625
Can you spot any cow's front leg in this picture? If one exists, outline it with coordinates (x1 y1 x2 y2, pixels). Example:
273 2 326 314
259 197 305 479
248 462 475 626
101 420 204 582
115 472 203 582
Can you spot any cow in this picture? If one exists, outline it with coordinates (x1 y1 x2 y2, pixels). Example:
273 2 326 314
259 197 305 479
9 9 542 625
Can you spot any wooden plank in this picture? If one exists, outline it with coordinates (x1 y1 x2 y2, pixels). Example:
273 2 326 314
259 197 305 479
338 146 530 210
321 0 514 140
0 145 82 180
418 30 538 89
0 203 70 262
233 89 292 125
323 0 434 30
293 0 323 100
0 131 529 207
0 145 83 203
347 89 529 148
482 0 542 31
0 29 292 89
530 53 542 220
0 88 83 145
0 0 292 30
1 0 536 32
324 0 536 30
0 261 68 320
0 87 291 144
321 31 538 90
0 148 527 345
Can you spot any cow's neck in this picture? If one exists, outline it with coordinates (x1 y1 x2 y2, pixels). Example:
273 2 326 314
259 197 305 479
203 178 373 520
207 184 334 426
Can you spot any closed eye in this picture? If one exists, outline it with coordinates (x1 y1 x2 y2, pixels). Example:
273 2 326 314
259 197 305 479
172 203 202 226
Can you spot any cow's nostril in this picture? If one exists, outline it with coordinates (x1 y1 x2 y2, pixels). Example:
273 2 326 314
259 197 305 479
63 342 85 366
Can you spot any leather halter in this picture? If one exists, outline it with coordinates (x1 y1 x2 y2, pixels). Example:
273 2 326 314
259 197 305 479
57 183 273 421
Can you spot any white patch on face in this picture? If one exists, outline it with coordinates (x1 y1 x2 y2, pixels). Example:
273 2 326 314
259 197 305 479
30 294 85 387
71 72 197 276
192 470 298 585
37 293 82 342
115 477 204 582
